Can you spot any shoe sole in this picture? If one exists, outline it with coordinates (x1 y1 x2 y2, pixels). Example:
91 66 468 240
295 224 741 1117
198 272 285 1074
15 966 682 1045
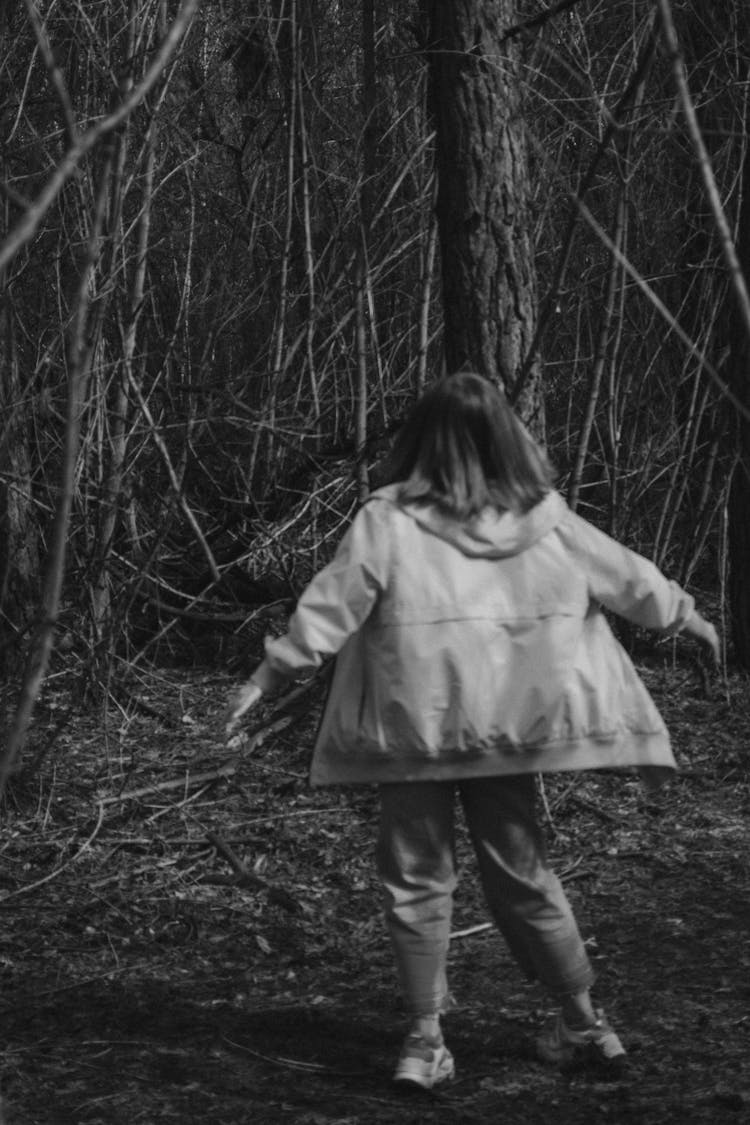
393 1056 455 1089
537 1040 627 1073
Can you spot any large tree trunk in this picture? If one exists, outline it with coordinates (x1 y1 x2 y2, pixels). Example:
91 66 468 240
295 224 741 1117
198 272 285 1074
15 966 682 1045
424 0 540 417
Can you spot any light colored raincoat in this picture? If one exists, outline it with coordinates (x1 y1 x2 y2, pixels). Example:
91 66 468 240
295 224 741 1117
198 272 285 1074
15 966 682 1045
250 486 695 786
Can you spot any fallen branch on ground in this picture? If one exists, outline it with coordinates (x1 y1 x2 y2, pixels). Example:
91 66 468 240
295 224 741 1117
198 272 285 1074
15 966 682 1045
100 713 293 805
0 801 106 903
101 672 328 806
205 829 303 913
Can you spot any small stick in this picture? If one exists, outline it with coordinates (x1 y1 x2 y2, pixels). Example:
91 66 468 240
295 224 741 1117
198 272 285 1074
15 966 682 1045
100 715 293 805
102 672 327 806
0 801 106 903
205 829 266 888
450 922 493 940
569 793 620 824
537 773 557 837
205 829 302 913
100 762 239 805
145 784 212 824
222 1035 369 1077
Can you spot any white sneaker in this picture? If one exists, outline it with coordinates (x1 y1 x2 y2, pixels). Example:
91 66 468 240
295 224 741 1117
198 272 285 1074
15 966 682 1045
536 1009 626 1072
393 1033 455 1089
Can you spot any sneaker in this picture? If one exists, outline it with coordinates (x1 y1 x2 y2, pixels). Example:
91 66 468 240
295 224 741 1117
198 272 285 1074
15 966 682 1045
536 1009 626 1072
393 1033 455 1089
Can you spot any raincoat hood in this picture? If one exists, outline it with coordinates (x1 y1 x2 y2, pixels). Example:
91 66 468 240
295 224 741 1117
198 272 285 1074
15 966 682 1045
372 484 567 559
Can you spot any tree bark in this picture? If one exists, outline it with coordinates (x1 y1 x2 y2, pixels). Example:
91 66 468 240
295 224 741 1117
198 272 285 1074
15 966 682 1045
424 0 539 416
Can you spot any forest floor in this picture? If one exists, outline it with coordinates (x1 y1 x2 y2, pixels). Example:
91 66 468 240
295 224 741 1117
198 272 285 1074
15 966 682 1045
1 652 750 1125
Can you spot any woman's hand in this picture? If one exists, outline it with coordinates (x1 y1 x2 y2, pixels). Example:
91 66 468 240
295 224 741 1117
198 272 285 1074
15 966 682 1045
225 680 263 737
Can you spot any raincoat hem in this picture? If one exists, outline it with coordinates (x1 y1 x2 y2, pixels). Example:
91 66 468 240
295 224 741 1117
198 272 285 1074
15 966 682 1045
309 731 677 786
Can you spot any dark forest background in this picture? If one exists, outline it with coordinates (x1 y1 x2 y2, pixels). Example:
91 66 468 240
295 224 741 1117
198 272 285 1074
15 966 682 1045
2 0 750 783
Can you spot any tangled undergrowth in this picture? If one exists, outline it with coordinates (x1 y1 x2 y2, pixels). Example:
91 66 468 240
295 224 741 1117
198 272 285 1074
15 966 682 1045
1 654 750 1124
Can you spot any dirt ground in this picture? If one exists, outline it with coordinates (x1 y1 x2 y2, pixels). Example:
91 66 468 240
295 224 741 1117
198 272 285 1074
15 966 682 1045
1 654 750 1124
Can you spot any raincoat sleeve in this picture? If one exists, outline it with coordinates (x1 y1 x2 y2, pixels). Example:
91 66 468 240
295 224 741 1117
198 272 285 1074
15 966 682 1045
250 499 391 693
559 510 695 632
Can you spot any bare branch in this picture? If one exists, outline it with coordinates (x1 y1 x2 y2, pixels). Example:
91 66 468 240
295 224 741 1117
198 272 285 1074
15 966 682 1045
123 364 221 584
500 0 588 44
571 188 750 421
656 0 750 359
0 0 201 274
22 0 77 145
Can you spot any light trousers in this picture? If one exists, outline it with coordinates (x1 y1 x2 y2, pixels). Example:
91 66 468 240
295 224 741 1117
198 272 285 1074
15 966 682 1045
377 774 594 1016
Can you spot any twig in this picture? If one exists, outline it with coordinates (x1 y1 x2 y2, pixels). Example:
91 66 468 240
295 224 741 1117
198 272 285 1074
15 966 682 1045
100 761 240 805
569 794 620 824
500 0 586 43
206 829 263 886
144 784 212 824
222 1035 369 1077
537 774 557 837
0 0 201 272
101 672 326 806
657 0 750 354
85 857 198 891
248 761 308 780
450 921 493 940
565 188 750 421
206 829 302 913
124 363 221 583
549 775 582 812
240 808 343 826
119 691 180 727
100 716 293 805
559 855 587 880
14 962 137 999
511 11 658 405
0 801 105 902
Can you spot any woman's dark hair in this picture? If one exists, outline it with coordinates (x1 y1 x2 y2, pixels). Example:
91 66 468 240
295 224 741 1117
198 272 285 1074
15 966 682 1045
386 372 554 517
